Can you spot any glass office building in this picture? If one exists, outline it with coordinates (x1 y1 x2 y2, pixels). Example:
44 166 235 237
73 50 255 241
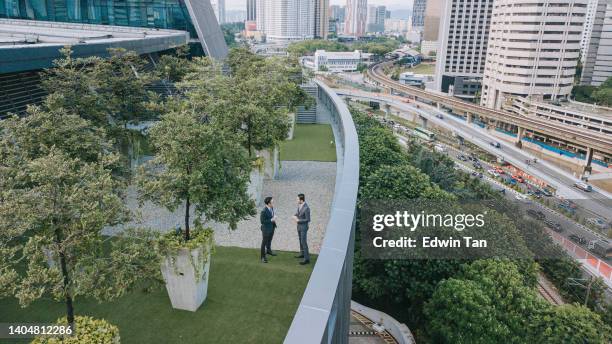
0 0 196 36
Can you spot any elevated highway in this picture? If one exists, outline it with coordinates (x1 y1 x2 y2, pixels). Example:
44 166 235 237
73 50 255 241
366 62 612 167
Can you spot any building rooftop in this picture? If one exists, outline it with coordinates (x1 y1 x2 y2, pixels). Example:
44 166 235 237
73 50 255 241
0 19 189 73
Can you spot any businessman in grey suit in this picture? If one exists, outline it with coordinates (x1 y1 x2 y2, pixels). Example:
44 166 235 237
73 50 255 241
292 193 310 265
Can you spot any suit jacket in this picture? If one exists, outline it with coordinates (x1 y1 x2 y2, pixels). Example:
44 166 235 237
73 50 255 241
295 203 310 231
260 207 277 233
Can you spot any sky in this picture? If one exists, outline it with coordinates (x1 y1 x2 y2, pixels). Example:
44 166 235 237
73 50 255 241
224 0 413 11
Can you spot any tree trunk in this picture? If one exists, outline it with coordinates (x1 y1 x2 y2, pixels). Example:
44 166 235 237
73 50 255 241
185 196 190 241
54 227 74 324
247 116 252 157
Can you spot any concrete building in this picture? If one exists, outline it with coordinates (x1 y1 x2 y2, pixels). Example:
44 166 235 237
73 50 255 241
0 19 189 117
0 0 228 59
210 0 226 24
310 50 372 71
247 0 257 21
506 97 612 136
315 0 330 38
581 0 612 86
344 0 368 37
399 72 431 86
481 0 587 109
367 5 386 32
330 5 346 21
580 0 601 63
257 0 316 42
384 18 410 33
434 0 494 101
412 0 427 29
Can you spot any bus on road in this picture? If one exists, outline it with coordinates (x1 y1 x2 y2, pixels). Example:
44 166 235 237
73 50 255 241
413 127 435 142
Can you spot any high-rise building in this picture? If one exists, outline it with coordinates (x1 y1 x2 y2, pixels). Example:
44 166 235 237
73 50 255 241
330 5 346 21
434 0 493 100
257 0 316 42
366 5 386 32
247 0 257 21
421 0 442 56
412 0 427 29
580 0 601 63
315 0 330 38
344 0 368 37
0 0 228 59
581 0 612 86
481 0 587 109
210 0 226 24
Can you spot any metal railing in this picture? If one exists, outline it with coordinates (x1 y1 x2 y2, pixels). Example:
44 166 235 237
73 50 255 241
284 80 359 344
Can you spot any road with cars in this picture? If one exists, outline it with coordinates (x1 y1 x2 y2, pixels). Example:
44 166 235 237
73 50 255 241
336 88 612 225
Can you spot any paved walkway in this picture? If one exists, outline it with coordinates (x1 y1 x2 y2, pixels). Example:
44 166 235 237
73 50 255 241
214 161 336 253
106 161 336 254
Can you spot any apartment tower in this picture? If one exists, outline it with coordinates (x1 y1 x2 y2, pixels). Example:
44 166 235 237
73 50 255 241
315 0 330 38
257 0 316 41
344 0 368 36
412 0 427 29
481 0 587 109
580 0 612 86
434 0 494 100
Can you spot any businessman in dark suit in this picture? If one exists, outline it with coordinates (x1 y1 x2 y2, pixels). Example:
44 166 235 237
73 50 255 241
260 196 277 263
292 193 310 265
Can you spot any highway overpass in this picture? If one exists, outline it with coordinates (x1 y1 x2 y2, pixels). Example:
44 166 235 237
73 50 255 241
366 62 612 172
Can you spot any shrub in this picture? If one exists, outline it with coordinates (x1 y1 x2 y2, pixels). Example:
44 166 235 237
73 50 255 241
31 316 119 344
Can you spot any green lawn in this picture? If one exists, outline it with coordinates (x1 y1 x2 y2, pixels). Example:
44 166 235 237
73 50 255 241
0 247 316 344
407 63 435 75
280 124 337 162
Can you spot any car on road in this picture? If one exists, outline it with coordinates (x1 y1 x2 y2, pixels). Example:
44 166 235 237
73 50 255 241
569 234 587 245
515 193 528 201
457 154 467 161
490 141 501 148
544 220 563 232
435 114 444 119
487 169 500 177
539 188 553 197
511 175 524 183
589 240 612 259
526 209 545 220
573 181 592 192
473 162 483 170
587 218 609 230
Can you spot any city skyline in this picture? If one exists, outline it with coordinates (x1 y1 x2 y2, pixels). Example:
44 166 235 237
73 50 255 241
224 0 412 10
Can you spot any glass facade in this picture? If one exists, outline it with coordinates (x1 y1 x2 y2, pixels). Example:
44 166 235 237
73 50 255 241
0 0 196 36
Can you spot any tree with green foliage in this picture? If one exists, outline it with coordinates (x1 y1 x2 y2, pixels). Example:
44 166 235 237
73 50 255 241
156 45 193 84
287 39 350 56
138 105 255 240
426 259 610 343
183 48 307 157
0 108 157 325
41 47 107 126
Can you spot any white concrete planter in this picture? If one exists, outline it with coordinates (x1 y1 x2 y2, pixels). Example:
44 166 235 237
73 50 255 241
257 147 280 180
248 168 264 205
287 113 296 140
160 244 211 312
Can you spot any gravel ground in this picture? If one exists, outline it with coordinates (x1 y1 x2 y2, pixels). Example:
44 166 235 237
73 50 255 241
105 161 336 254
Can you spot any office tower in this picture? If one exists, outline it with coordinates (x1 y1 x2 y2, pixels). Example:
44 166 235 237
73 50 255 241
210 0 226 24
257 0 316 42
434 0 494 100
330 5 346 21
581 0 601 63
481 0 587 109
581 0 612 86
247 0 257 21
412 0 427 29
421 0 442 56
367 5 386 33
315 0 330 38
344 0 368 37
